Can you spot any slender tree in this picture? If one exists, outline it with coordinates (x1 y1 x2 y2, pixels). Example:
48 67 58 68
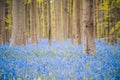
0 0 6 44
73 0 81 44
107 2 110 44
25 2 30 45
62 0 67 40
47 0 52 45
69 0 74 44
97 0 100 41
43 0 48 38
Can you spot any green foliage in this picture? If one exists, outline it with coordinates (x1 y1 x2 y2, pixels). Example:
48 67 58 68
24 0 44 4
113 69 117 75
38 74 60 80
64 51 71 57
97 0 120 38
115 21 120 30
5 0 12 30
110 21 120 34
37 0 44 3
5 0 11 4
83 77 93 80
117 0 120 4
85 62 90 69
5 15 11 26
29 67 33 71
119 29 120 37
99 0 109 11
24 0 31 4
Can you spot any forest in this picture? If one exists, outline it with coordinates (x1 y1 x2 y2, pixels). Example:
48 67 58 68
0 0 120 80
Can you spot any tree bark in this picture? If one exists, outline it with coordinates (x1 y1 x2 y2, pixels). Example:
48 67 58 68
30 0 38 44
10 0 26 46
73 0 81 44
55 0 63 44
0 0 6 44
25 3 30 45
62 0 67 40
47 0 52 45
43 0 48 38
83 0 95 55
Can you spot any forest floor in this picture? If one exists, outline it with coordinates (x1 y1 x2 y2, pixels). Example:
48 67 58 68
0 39 120 80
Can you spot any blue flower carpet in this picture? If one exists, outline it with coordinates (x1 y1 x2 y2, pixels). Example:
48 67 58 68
0 39 120 80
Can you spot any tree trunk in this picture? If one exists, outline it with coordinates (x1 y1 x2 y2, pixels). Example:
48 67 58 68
62 0 67 40
69 0 74 44
73 0 81 44
97 0 100 42
43 0 48 38
83 0 95 55
10 0 26 46
0 0 6 44
30 0 38 44
93 0 96 39
25 3 30 45
55 0 63 44
47 0 52 45
107 3 110 45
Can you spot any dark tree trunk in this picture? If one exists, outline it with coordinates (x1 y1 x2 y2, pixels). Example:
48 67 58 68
47 0 52 45
0 0 6 44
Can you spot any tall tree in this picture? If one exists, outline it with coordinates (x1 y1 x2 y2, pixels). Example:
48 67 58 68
47 0 52 45
43 0 48 38
25 2 30 45
83 0 95 55
30 0 38 44
10 0 26 46
73 0 81 44
68 0 74 44
97 0 100 41
62 0 67 40
36 1 42 39
0 0 6 44
55 0 63 44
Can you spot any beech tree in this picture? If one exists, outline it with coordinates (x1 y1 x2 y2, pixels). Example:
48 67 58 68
83 0 95 54
47 0 52 45
62 0 67 40
73 0 81 44
55 0 63 44
0 0 6 44
43 0 48 38
10 0 26 46
30 0 38 44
